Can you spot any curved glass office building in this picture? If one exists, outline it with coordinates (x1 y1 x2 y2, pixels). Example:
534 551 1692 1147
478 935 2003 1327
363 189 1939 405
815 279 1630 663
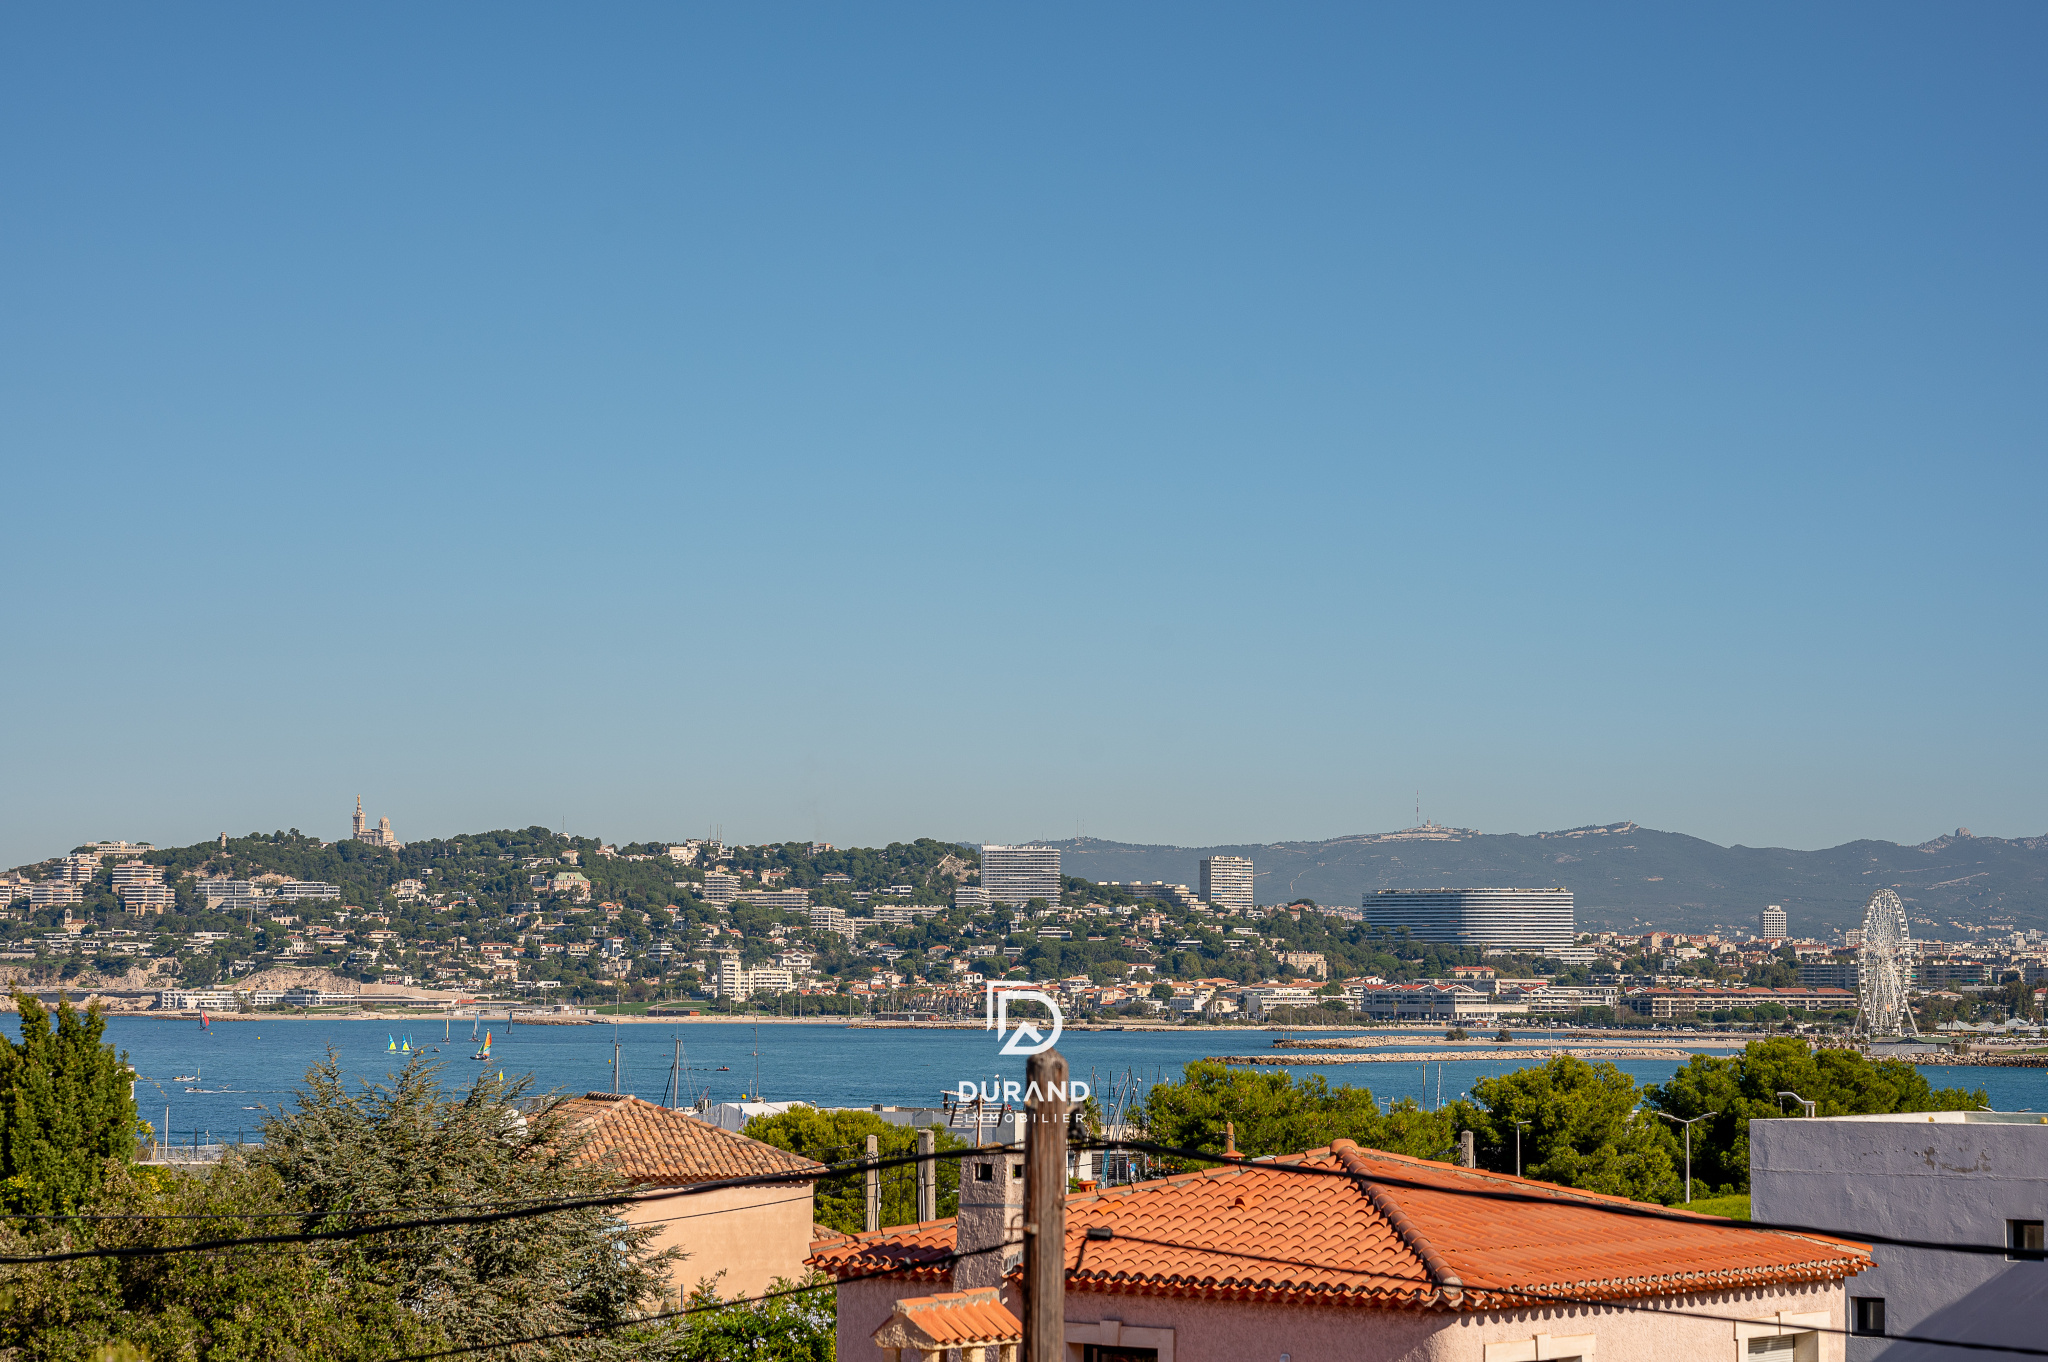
1364 888 1575 953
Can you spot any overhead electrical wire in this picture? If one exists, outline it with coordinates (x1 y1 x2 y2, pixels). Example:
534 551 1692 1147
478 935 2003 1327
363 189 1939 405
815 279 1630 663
1081 1137 2032 1259
0 1142 1019 1263
1 1133 2029 1264
381 1237 1015 1362
1090 1229 2048 1359
3 1134 2035 1358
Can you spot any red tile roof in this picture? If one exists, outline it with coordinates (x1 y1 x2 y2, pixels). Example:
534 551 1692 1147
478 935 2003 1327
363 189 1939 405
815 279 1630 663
550 1092 825 1187
811 1139 1868 1311
873 1289 1022 1348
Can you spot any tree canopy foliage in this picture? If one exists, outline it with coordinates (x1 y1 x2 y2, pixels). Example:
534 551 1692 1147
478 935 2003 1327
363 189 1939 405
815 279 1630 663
1457 1055 1680 1203
1643 1038 1986 1193
250 1055 675 1352
743 1105 966 1233
0 995 139 1217
0 1045 679 1361
1141 1060 1460 1165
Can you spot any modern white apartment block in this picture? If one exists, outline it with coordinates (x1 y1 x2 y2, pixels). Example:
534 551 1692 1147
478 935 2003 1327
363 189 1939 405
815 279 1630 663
1760 904 1789 939
699 871 743 906
156 989 236 1011
1199 855 1255 912
979 845 1061 909
119 883 176 914
713 953 796 998
199 879 261 909
1752 1110 2047 1359
109 862 164 891
808 905 858 939
734 888 812 912
278 880 343 901
872 904 943 927
954 884 990 909
59 853 103 883
1363 887 1575 953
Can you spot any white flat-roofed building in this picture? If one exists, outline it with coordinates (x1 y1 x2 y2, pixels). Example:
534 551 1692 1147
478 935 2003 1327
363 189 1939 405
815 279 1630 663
1753 1110 2046 1359
29 882 84 907
1364 887 1575 954
58 853 103 883
157 989 235 1011
979 845 1060 909
1760 904 1789 939
734 888 811 912
808 906 859 940
1348 981 1529 1021
699 871 743 906
109 862 164 891
278 880 342 901
872 904 942 927
1199 855 1255 913
119 883 176 914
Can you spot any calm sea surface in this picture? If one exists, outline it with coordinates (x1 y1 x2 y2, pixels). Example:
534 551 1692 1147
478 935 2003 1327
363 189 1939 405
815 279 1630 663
82 1017 2048 1148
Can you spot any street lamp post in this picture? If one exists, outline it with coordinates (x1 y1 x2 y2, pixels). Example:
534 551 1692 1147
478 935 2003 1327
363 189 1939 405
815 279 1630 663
1651 1110 1718 1203
1775 1090 1817 1118
1511 1119 1529 1178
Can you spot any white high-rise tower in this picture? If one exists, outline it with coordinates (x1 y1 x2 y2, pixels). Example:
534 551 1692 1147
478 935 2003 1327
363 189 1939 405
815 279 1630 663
1200 855 1255 913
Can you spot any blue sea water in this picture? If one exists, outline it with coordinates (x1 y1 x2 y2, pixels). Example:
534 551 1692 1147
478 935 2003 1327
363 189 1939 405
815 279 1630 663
85 1017 2048 1149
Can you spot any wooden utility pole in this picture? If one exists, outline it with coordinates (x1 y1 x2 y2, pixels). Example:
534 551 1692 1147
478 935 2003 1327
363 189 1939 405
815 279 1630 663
917 1126 937 1222
865 1133 881 1232
1024 1050 1068 1362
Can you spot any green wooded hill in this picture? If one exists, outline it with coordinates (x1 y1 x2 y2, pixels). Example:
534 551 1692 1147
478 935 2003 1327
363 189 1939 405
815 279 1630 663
34 829 974 920
1051 823 2048 936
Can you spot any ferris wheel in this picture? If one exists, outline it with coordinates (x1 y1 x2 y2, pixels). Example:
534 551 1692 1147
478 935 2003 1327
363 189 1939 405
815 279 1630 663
1855 888 1919 1040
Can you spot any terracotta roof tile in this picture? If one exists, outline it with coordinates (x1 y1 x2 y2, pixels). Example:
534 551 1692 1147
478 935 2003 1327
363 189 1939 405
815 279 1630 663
812 1139 1868 1310
550 1092 825 1187
873 1289 1023 1348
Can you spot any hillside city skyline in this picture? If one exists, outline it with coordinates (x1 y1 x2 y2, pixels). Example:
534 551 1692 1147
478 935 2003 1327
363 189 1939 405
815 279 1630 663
14 799 2048 938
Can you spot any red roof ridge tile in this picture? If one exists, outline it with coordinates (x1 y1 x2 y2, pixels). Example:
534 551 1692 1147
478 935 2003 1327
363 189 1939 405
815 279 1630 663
1336 1141 1870 1256
1329 1139 1463 1306
814 1140 1873 1311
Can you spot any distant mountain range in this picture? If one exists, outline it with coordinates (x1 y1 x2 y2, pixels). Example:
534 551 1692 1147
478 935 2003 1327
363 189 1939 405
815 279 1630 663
1047 822 2048 939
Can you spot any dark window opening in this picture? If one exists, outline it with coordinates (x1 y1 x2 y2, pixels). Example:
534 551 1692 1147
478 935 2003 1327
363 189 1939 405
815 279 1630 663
1084 1348 1157 1362
2009 1220 2045 1261
1012 1162 1024 1179
1852 1297 1887 1336
974 1163 993 1182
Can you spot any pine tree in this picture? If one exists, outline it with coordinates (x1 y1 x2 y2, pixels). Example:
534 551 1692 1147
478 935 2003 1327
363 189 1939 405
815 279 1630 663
251 1053 678 1357
0 993 140 1217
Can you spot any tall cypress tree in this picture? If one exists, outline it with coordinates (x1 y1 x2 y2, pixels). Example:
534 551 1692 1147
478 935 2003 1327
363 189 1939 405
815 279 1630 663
0 993 139 1216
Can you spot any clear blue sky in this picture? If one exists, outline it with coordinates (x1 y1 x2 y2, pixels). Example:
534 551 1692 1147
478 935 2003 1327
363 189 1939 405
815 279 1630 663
4 5 2044 866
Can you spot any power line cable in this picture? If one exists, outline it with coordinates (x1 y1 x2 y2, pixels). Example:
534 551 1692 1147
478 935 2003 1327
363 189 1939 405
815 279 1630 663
1090 1229 2048 1359
1084 1137 2028 1259
0 1142 1017 1264
383 1236 1013 1362
1 1133 2022 1268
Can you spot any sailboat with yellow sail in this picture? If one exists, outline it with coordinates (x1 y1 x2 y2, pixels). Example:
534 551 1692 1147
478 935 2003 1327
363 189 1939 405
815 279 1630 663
471 1029 492 1062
